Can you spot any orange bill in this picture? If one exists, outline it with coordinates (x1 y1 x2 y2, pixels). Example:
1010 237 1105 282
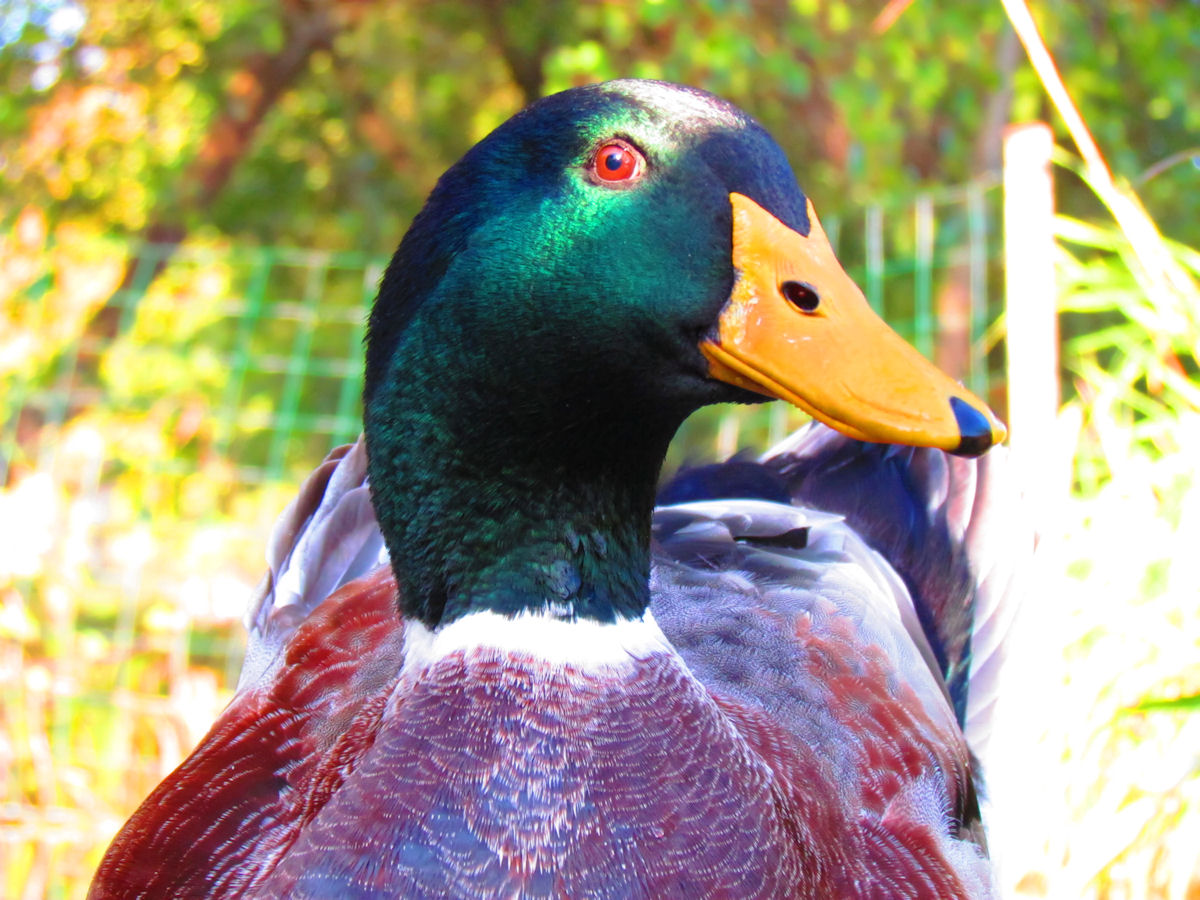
702 192 1006 457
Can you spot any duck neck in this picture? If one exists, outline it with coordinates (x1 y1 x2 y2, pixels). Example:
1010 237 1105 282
364 323 691 630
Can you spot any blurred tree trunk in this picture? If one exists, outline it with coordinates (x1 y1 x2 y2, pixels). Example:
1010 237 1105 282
476 0 579 105
80 1 354 356
935 26 1021 379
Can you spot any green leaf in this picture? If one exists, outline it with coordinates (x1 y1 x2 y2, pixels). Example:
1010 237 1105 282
1130 694 1200 714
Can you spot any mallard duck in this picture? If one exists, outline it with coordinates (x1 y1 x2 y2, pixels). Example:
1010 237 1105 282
90 80 1021 899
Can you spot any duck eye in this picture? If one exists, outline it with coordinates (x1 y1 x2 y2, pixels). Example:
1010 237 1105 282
591 140 643 183
781 281 820 313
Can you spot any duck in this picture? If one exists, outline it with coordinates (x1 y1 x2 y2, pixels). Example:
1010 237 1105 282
89 79 1022 899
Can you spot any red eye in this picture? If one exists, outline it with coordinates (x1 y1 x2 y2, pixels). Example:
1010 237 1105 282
592 140 643 183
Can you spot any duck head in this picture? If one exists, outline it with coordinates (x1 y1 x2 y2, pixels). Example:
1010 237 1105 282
364 80 1004 628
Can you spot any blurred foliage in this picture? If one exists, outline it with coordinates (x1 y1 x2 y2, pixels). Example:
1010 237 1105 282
2 0 1199 898
1053 154 1200 494
1 0 1197 249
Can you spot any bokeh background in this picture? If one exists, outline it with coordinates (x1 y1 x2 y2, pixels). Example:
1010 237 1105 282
2 1 1198 897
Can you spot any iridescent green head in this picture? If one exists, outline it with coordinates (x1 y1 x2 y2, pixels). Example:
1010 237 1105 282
363 80 1002 627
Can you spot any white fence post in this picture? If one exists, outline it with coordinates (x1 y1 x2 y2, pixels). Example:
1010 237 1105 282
1003 122 1060 507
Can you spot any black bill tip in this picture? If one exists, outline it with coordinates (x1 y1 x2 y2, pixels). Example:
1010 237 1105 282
950 396 996 458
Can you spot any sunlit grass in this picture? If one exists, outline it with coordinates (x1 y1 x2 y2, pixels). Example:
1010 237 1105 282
988 410 1200 898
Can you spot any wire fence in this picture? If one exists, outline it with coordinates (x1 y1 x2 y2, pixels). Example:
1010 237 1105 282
3 244 384 488
0 179 1008 898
